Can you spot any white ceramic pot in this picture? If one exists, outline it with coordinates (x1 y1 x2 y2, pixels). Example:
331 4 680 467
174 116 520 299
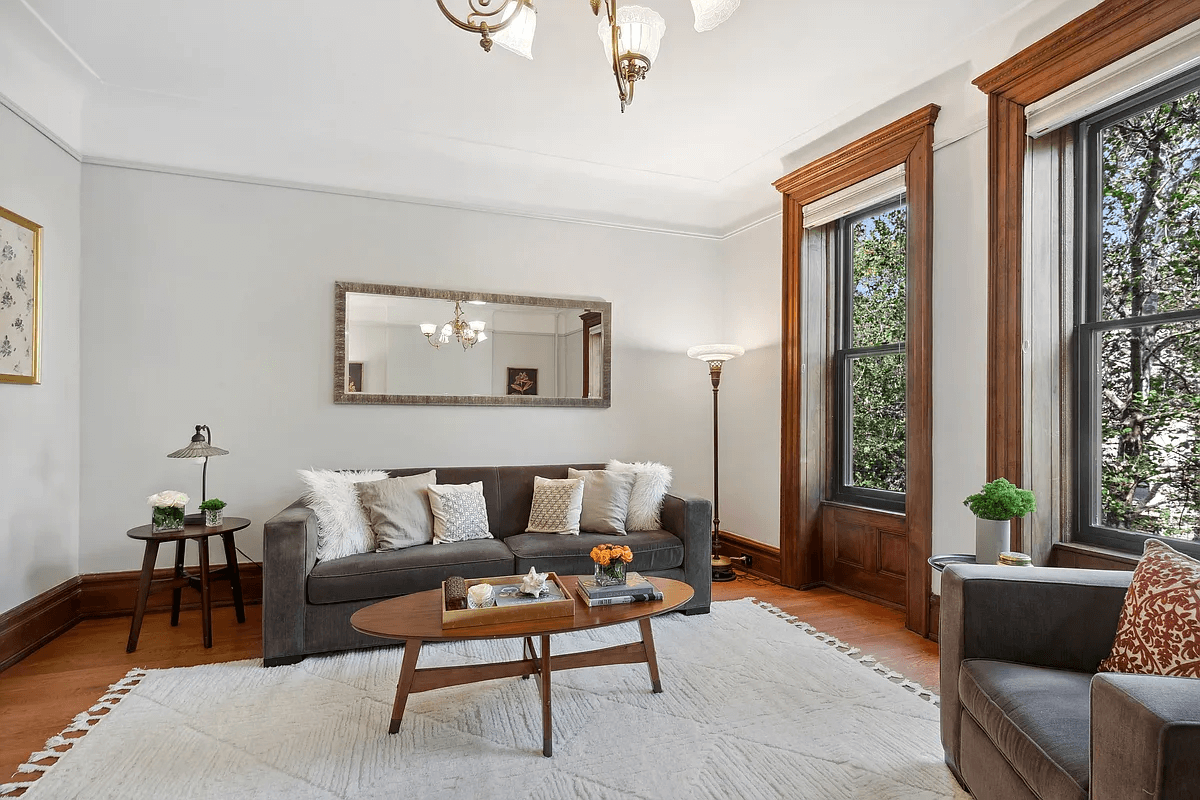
975 517 1011 566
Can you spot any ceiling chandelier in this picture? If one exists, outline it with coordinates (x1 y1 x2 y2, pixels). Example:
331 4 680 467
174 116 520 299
420 300 489 350
434 0 741 112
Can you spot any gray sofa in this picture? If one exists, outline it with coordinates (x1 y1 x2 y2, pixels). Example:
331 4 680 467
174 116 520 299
940 563 1200 800
262 463 712 666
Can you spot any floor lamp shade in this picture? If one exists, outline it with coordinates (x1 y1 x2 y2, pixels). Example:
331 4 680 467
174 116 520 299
688 344 743 581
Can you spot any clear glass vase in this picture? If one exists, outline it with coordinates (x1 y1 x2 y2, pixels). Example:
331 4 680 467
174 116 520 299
593 560 627 587
204 509 224 527
151 506 185 532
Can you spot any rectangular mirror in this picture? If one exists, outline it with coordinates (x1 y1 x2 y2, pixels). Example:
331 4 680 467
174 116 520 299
334 282 611 407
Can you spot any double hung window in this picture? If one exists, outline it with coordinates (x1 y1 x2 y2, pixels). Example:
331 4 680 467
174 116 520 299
1076 67 1200 550
833 198 907 512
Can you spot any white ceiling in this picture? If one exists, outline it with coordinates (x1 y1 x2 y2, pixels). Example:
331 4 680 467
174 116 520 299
9 0 1095 236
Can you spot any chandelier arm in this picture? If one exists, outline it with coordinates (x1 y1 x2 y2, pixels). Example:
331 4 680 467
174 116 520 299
435 0 521 33
605 1 629 109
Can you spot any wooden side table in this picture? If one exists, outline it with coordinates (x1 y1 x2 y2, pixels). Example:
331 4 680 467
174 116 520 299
125 517 251 652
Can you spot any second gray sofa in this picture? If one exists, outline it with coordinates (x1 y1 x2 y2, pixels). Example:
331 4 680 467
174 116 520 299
262 463 713 666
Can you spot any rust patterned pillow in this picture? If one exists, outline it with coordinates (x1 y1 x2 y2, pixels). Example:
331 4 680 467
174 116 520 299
1098 539 1200 677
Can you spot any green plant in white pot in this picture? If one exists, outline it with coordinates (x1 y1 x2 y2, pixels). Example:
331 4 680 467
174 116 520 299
963 479 1036 566
199 498 227 527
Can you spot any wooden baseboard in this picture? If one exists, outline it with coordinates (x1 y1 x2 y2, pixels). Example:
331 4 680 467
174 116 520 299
0 577 82 672
0 562 263 673
79 563 263 618
928 594 940 642
715 530 783 583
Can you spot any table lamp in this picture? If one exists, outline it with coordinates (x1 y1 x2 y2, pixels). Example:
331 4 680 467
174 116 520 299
167 424 228 523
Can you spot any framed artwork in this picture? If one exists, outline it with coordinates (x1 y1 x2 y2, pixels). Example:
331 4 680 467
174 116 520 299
507 367 538 396
0 205 42 385
348 362 364 393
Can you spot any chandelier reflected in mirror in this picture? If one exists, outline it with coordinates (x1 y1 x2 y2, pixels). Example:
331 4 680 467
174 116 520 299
420 300 489 350
434 0 740 111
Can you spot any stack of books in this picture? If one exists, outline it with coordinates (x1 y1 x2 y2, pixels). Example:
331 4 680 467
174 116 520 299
576 572 664 607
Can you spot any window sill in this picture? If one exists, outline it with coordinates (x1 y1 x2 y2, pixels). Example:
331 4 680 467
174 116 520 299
821 500 905 520
1051 541 1140 570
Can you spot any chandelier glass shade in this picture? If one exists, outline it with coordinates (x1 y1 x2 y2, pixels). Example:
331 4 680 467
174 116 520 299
421 300 488 350
434 0 737 111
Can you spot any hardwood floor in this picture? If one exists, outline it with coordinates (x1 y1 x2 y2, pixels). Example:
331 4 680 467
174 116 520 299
0 572 939 788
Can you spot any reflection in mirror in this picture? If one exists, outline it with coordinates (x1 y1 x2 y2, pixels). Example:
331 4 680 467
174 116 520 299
334 283 610 407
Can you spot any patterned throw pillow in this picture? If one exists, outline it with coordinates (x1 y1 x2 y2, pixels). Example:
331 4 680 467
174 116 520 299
428 482 493 545
526 476 585 535
1098 539 1200 678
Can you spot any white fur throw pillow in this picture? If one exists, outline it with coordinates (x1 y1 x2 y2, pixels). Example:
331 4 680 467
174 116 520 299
606 459 673 531
298 468 389 561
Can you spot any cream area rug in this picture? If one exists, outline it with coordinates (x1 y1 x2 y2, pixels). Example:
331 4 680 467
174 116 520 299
4 599 967 800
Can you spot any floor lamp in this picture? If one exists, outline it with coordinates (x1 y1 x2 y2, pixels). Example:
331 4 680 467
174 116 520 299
687 344 744 582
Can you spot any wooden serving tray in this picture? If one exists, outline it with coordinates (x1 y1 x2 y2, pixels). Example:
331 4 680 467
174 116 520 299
441 572 575 629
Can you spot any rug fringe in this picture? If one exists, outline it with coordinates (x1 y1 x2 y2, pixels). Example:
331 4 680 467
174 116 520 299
749 598 940 706
1 668 147 797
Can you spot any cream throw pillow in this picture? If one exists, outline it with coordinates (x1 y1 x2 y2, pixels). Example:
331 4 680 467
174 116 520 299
526 476 585 535
428 482 493 544
356 470 437 551
298 468 390 561
568 468 635 534
606 459 673 531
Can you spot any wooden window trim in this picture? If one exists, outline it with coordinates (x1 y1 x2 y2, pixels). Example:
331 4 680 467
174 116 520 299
974 0 1200 553
773 104 939 636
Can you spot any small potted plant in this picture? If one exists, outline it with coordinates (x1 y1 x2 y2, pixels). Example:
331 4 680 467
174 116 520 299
199 498 227 527
148 490 189 532
590 543 633 587
963 478 1036 566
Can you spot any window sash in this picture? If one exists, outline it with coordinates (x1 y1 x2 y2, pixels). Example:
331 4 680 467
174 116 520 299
1074 65 1200 555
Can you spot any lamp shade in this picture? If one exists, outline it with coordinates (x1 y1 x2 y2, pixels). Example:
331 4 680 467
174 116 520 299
690 0 740 32
598 5 666 68
167 426 229 459
687 344 744 363
419 323 437 336
492 1 536 60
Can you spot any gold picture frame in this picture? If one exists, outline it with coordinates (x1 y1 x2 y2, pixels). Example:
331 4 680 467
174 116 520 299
0 205 42 385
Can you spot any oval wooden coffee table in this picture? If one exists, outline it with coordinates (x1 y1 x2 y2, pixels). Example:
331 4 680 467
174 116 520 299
351 575 693 757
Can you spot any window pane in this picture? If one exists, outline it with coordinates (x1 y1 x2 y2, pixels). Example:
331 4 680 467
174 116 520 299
849 351 906 492
852 205 907 348
1101 90 1200 321
1099 319 1200 539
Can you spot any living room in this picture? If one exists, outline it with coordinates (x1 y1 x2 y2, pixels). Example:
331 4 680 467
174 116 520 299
2 0 1199 798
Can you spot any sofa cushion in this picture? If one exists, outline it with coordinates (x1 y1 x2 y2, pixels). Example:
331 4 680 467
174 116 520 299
958 659 1091 800
307 539 514 605
357 470 436 551
506 530 683 576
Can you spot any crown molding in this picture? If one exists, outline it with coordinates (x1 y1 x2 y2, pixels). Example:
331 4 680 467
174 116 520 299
81 156 729 241
0 90 81 162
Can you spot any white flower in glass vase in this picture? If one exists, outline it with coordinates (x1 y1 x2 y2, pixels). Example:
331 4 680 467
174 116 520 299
147 490 189 532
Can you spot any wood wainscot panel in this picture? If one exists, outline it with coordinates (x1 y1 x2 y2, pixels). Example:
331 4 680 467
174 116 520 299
1049 542 1138 571
928 594 941 643
79 563 263 618
714 531 783 583
821 504 907 608
0 577 82 672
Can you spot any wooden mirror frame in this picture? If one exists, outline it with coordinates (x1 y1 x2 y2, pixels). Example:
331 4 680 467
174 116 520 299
333 281 612 407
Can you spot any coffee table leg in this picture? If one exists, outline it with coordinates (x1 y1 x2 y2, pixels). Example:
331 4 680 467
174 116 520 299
389 638 423 734
126 540 160 653
170 540 185 627
221 532 246 624
198 536 212 648
639 617 663 693
540 634 552 757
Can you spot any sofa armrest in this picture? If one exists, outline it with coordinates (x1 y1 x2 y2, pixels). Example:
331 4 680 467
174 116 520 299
1092 673 1200 799
660 492 712 613
939 564 1131 779
262 498 318 665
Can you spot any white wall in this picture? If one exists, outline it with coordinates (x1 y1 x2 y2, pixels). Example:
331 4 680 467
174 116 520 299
0 104 82 613
717 130 990 584
79 166 723 573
